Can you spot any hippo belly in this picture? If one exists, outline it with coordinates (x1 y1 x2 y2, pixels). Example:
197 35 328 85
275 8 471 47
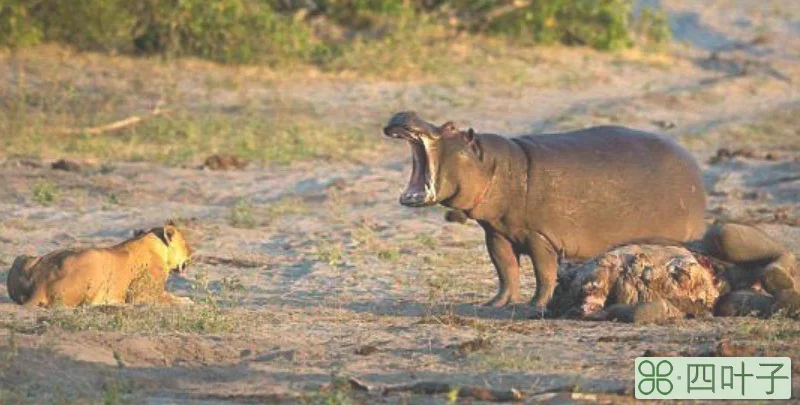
513 126 707 260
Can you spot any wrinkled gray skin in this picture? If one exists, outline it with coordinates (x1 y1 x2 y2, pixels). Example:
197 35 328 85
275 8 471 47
384 111 709 312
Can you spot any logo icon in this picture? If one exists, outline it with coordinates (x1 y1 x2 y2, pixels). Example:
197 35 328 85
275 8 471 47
635 357 791 400
638 359 674 395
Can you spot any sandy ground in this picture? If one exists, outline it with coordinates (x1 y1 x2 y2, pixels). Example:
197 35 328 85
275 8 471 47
1 0 800 404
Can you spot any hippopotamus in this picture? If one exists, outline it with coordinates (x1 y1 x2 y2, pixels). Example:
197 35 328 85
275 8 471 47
383 111 796 314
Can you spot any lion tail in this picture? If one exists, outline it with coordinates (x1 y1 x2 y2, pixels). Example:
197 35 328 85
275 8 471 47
7 255 40 305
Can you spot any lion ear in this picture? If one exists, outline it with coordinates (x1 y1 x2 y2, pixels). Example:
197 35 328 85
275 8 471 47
153 226 174 245
164 226 176 243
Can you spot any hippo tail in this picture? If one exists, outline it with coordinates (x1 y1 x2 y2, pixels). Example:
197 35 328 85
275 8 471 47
7 255 40 305
444 209 469 224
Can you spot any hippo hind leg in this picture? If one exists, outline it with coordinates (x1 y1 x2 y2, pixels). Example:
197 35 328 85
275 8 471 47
528 234 559 314
714 290 774 318
585 300 682 324
703 223 797 295
771 289 800 318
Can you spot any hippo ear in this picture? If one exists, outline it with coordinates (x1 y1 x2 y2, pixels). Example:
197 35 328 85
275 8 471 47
462 127 474 143
439 121 458 138
464 128 483 159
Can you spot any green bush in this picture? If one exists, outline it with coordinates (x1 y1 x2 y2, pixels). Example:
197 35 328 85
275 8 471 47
0 0 42 48
480 0 634 50
634 6 671 45
127 0 315 63
2 0 315 64
0 0 670 60
35 0 136 52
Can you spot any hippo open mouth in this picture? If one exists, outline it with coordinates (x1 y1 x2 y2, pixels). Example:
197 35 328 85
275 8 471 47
383 112 438 207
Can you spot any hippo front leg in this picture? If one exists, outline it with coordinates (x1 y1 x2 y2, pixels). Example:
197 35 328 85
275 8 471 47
528 234 559 315
483 230 522 307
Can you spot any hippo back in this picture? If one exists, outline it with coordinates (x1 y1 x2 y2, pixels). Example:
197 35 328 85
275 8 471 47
511 125 706 259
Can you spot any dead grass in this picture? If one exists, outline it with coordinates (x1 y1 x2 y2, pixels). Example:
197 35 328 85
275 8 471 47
228 196 310 229
682 105 800 151
0 47 375 166
0 36 684 166
718 106 800 150
229 198 256 229
315 241 345 267
1 109 372 166
468 348 546 371
31 181 59 206
4 304 240 335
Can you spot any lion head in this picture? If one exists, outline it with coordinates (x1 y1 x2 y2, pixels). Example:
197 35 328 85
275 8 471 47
135 222 193 274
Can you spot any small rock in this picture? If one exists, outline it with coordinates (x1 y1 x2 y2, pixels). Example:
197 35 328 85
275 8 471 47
51 159 84 172
708 147 756 164
355 345 379 356
643 349 672 357
449 337 492 355
651 120 676 130
715 341 758 357
202 154 249 171
328 178 347 190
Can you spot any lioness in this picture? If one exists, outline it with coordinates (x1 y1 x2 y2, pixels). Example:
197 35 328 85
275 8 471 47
6 223 192 307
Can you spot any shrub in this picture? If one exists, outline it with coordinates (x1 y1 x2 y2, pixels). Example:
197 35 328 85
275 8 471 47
480 0 634 50
0 0 670 61
633 6 671 45
2 0 315 64
127 0 315 64
0 0 42 48
35 0 136 52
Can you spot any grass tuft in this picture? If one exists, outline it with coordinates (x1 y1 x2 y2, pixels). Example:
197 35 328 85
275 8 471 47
229 198 256 229
32 181 59 206
31 304 236 334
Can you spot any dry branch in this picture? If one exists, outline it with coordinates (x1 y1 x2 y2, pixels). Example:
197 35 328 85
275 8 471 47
481 0 532 28
348 377 524 402
195 254 268 268
53 100 167 136
347 376 632 402
385 382 525 402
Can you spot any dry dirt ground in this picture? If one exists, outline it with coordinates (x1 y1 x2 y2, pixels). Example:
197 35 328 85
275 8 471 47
2 0 800 404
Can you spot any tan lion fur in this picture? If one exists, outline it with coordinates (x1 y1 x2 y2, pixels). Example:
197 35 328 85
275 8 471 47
6 223 192 307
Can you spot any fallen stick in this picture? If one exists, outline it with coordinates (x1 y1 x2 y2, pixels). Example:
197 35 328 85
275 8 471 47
752 175 800 188
383 382 524 402
347 377 632 401
482 0 532 28
195 254 268 268
54 101 167 136
348 377 524 402
532 383 631 396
